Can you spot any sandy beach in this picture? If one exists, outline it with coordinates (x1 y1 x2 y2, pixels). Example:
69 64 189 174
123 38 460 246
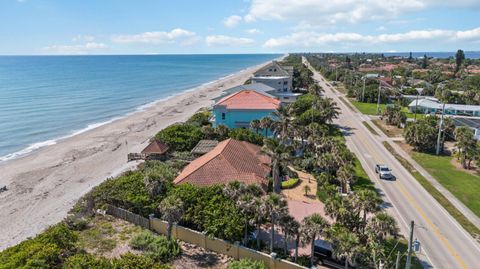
0 60 272 250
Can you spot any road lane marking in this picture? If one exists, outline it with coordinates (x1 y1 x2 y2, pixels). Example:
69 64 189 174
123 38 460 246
396 182 468 269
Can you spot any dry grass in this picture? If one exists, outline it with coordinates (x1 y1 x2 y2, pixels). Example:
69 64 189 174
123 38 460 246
371 119 403 138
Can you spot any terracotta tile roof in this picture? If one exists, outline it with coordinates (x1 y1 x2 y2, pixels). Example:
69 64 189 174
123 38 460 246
141 140 169 155
215 90 280 110
174 139 271 188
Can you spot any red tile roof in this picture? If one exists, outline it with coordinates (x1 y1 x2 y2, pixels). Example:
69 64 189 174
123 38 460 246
141 140 169 155
173 139 271 188
215 90 280 110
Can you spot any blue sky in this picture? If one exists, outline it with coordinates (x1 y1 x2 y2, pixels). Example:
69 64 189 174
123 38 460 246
1 0 480 55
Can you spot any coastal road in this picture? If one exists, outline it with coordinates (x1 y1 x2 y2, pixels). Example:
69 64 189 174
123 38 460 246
304 58 480 269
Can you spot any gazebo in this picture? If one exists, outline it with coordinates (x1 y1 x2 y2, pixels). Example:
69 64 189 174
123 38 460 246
141 140 170 160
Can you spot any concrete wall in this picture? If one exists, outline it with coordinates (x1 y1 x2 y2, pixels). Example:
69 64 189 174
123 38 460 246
149 218 307 269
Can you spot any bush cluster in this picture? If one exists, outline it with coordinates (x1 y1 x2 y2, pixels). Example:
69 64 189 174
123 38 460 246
129 231 180 263
280 178 299 189
228 258 267 269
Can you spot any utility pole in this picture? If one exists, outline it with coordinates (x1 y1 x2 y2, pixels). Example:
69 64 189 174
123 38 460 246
395 251 401 269
414 93 419 122
362 77 366 102
436 102 446 155
376 82 382 115
406 221 415 269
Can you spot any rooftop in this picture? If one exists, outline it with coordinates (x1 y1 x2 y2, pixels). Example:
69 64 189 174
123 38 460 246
174 139 271 188
253 61 291 77
215 90 280 110
191 140 219 155
141 140 169 155
212 82 276 102
408 99 480 112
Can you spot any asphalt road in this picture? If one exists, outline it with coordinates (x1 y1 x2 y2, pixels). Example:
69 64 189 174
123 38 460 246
304 58 480 269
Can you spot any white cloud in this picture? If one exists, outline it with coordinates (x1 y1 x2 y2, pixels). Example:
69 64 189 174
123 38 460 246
223 15 242 28
263 27 480 48
245 0 480 25
246 28 262 34
72 35 95 42
111 28 197 44
206 35 255 46
42 42 108 54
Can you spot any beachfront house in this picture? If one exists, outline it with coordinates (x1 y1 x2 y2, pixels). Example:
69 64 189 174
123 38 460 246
213 82 301 104
251 61 293 92
213 90 280 134
408 99 480 117
174 139 271 190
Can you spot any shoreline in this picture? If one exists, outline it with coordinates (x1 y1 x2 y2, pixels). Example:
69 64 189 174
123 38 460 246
0 66 258 163
0 57 280 250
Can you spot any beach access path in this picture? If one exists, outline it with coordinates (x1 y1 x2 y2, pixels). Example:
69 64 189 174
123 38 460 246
0 60 271 250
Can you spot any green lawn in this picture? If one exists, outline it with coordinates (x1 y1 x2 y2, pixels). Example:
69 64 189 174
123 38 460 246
411 152 480 217
383 142 480 239
349 99 425 119
352 158 377 194
350 100 385 115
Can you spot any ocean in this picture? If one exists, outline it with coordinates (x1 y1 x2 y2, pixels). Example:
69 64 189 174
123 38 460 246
0 54 280 162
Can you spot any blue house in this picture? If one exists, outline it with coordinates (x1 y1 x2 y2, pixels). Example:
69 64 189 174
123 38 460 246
213 90 280 133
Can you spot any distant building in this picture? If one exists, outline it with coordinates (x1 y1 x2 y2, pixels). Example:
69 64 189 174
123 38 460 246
453 118 480 140
251 61 293 92
213 90 280 131
174 139 271 190
408 99 480 117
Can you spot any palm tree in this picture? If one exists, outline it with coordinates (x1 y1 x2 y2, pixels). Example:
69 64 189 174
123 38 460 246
262 138 293 194
300 213 329 267
337 164 355 194
260 116 273 137
223 181 247 200
334 231 359 269
237 193 256 245
251 197 266 250
261 193 288 253
303 185 311 196
271 105 294 144
367 212 398 241
158 195 184 240
250 119 261 134
143 170 167 199
354 190 381 233
317 97 340 124
308 83 324 96
279 215 299 256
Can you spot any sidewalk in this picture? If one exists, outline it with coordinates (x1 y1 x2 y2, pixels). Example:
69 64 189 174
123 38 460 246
364 117 480 229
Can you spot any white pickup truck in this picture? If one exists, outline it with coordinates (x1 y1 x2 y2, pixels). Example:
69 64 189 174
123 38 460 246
375 164 394 180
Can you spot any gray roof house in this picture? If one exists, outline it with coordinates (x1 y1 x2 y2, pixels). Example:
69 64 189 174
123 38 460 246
251 61 293 93
408 99 480 117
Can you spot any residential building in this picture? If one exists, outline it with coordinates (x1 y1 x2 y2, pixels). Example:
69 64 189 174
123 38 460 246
173 139 271 190
212 82 301 104
213 90 280 131
453 118 480 140
251 61 293 92
408 99 480 117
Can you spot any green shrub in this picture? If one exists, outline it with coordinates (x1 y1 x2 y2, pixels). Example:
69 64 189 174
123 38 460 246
228 128 264 145
129 231 180 263
186 111 212 126
281 178 299 189
129 230 155 250
89 171 160 217
145 236 181 263
155 123 203 151
62 253 113 269
0 224 77 269
168 184 246 242
114 253 171 269
228 258 267 269
65 215 89 231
